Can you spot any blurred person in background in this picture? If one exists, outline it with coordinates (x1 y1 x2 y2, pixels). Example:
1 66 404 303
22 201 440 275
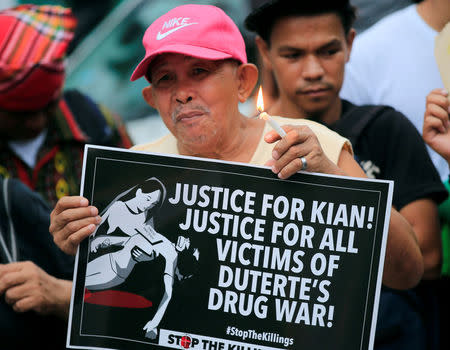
0 5 131 348
350 0 411 32
0 4 132 208
0 175 74 349
340 0 450 181
423 88 450 350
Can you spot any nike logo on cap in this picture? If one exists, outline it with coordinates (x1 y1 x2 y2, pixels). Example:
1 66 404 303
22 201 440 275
156 22 198 40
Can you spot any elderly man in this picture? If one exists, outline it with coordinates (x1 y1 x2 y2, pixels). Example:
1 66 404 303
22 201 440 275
50 4 422 299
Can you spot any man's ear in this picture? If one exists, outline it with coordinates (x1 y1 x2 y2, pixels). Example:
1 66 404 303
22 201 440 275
142 86 156 109
345 28 356 62
136 188 142 195
236 63 258 103
255 36 272 71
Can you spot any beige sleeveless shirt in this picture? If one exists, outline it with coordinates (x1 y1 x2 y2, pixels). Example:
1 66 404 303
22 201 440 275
132 115 352 165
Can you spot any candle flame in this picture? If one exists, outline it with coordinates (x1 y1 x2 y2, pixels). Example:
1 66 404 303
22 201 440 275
256 86 264 112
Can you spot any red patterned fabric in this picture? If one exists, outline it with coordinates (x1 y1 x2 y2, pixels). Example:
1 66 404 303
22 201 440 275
0 5 76 111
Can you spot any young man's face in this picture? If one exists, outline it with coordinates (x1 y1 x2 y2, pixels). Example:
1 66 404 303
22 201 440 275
261 13 354 119
143 54 243 155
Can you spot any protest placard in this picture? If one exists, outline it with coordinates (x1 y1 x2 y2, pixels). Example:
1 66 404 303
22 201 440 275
68 145 393 350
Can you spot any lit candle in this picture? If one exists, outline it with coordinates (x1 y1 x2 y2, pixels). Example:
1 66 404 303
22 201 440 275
256 86 286 137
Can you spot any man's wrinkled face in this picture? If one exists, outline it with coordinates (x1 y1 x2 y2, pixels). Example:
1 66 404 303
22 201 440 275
144 54 242 154
265 13 353 118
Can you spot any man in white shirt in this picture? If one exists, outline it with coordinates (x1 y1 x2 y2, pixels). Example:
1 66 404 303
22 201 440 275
340 0 450 180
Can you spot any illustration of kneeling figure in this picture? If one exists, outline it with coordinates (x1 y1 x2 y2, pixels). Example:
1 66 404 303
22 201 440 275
84 177 199 339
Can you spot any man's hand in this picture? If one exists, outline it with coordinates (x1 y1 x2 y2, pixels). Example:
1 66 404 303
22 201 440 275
0 261 72 319
49 196 101 255
265 124 342 179
423 88 450 163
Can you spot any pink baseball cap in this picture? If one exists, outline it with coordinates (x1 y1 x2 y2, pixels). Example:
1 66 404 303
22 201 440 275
130 4 247 81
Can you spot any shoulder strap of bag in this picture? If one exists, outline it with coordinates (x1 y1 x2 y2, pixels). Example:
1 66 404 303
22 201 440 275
62 89 112 144
0 178 17 263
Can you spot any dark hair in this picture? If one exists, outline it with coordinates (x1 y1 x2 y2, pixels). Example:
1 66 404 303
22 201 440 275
117 177 166 205
245 0 356 43
101 177 166 224
138 177 166 206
